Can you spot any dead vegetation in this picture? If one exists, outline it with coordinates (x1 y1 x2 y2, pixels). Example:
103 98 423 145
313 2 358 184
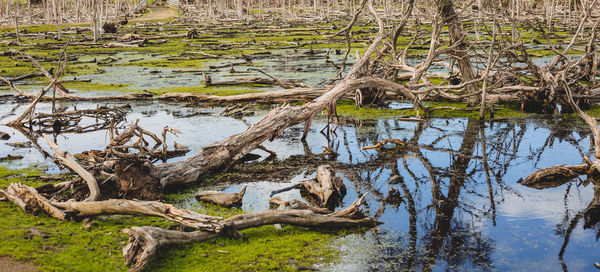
1 0 600 271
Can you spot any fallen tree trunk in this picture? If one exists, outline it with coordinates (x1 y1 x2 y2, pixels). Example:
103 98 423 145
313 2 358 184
151 76 422 189
123 194 378 272
5 180 346 234
0 183 65 220
270 165 346 208
140 0 407 190
52 199 224 231
1 181 377 272
518 164 589 189
1 92 153 102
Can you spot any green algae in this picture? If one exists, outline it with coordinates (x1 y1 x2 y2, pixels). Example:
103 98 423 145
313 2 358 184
61 81 134 92
162 86 262 96
0 166 339 272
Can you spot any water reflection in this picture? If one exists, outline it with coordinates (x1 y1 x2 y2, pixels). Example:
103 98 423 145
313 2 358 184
1 99 598 271
301 117 598 272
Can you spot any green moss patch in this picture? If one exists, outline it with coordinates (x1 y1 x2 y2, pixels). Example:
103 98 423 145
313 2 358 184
61 81 134 92
0 166 339 272
147 226 337 272
162 86 262 96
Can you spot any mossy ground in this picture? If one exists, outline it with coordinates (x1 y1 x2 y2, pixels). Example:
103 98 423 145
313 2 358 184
0 166 339 272
60 81 134 92
0 15 595 271
0 16 585 101
162 86 266 96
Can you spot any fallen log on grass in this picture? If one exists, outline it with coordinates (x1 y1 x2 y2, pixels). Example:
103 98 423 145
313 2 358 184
1 182 377 272
1 182 223 231
52 199 224 231
0 183 66 220
123 194 378 272
204 76 279 86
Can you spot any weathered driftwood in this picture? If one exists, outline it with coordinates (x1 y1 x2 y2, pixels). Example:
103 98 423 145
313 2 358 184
123 194 378 272
104 42 140 48
43 135 101 201
269 196 332 214
270 165 346 208
52 199 223 232
3 92 154 102
1 182 375 267
141 1 412 190
102 119 189 164
0 183 65 220
301 165 346 208
1 181 223 231
195 186 246 207
0 154 24 161
151 76 421 189
518 164 589 189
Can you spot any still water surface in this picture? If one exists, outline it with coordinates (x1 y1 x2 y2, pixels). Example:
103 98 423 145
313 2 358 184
0 100 598 271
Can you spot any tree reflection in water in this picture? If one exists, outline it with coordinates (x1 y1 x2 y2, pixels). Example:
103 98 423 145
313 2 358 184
6 109 600 271
312 116 599 271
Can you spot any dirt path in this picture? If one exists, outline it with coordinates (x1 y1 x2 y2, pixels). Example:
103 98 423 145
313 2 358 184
131 7 177 22
0 257 39 272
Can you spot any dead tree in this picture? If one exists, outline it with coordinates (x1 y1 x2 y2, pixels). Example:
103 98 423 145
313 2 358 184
438 0 478 105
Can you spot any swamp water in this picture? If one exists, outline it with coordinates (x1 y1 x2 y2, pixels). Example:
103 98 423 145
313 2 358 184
0 99 599 271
